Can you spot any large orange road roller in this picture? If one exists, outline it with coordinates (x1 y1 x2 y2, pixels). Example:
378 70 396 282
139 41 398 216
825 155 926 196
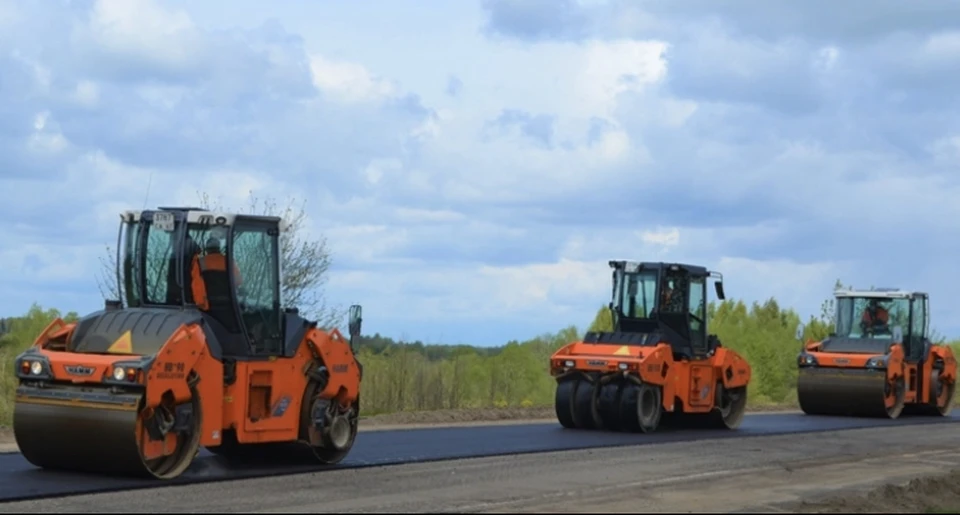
13 206 364 479
796 287 956 419
550 261 752 433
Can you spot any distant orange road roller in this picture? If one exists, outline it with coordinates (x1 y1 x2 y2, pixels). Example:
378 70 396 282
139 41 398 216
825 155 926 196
796 287 956 418
13 206 364 479
550 261 752 433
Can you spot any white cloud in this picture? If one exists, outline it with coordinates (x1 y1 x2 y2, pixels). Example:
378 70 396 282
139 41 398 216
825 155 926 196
714 257 841 315
72 80 100 107
81 0 202 71
0 0 19 29
640 227 680 248
929 135 960 164
575 39 668 119
309 54 397 104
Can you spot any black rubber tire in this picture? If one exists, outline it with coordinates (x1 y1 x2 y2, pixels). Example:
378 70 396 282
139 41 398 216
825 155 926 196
709 383 747 430
555 379 578 429
620 382 662 433
886 377 906 419
572 378 601 430
636 382 662 433
306 395 358 465
930 369 956 417
619 383 641 432
596 382 624 431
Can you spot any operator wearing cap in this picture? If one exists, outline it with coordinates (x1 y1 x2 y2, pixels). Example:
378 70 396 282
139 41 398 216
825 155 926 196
860 298 890 335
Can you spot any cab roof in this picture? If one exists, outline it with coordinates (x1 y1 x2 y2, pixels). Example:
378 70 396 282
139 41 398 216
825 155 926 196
119 206 288 231
833 287 927 300
608 260 710 276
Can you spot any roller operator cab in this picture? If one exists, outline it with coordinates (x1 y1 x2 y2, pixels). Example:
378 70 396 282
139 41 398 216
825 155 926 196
550 261 752 434
795 287 956 419
12 207 365 480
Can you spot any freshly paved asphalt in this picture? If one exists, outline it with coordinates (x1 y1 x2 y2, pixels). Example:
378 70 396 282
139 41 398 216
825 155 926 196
1 411 957 503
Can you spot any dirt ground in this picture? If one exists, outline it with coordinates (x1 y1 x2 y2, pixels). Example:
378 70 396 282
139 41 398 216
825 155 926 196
788 469 960 513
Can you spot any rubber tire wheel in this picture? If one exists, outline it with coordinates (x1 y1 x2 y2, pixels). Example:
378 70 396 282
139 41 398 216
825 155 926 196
555 379 578 429
885 377 906 420
620 382 662 433
930 369 956 417
572 378 601 430
300 383 359 466
142 382 204 479
306 397 358 465
710 384 747 430
596 382 624 431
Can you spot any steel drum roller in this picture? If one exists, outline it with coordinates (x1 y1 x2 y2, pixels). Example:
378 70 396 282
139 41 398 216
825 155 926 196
13 384 198 479
797 367 897 418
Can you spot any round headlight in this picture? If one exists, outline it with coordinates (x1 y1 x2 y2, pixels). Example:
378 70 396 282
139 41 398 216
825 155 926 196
30 361 42 375
113 367 126 381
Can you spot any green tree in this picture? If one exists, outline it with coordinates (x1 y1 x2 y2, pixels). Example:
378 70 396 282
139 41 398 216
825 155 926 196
587 305 614 333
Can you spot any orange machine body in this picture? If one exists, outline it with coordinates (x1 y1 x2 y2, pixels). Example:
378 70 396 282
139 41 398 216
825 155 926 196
12 207 366 480
550 261 752 433
795 288 956 418
550 341 751 414
17 311 361 460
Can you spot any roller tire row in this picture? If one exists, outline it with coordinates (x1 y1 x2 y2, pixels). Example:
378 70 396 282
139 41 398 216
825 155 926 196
555 376 748 434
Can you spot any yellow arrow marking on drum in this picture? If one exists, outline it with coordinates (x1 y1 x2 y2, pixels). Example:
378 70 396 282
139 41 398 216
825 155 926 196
107 330 133 354
613 346 630 356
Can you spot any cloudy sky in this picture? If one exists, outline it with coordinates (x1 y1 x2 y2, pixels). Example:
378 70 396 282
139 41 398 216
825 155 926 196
1 0 959 346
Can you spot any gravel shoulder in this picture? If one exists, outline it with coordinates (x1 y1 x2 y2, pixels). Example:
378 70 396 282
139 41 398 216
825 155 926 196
1 422 957 513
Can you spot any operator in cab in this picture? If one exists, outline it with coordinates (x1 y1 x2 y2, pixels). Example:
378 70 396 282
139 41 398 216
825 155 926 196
860 298 890 336
659 274 686 314
190 236 243 311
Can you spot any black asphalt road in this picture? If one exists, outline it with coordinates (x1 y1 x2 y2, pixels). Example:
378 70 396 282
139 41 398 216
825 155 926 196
1 412 958 503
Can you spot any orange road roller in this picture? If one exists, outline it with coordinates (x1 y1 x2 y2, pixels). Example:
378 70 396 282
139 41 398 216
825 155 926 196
550 261 752 433
13 206 364 479
796 287 956 418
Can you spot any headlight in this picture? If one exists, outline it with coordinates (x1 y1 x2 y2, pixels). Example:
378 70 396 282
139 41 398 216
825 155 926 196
17 358 50 378
564 360 574 367
865 355 888 369
110 365 139 382
618 363 628 370
798 354 818 366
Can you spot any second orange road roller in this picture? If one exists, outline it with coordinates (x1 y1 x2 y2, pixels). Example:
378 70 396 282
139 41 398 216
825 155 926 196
13 206 364 479
796 287 956 418
550 261 752 433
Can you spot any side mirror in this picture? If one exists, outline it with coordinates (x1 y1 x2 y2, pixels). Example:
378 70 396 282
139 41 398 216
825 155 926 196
795 322 805 342
893 325 902 343
348 305 362 337
714 281 725 300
